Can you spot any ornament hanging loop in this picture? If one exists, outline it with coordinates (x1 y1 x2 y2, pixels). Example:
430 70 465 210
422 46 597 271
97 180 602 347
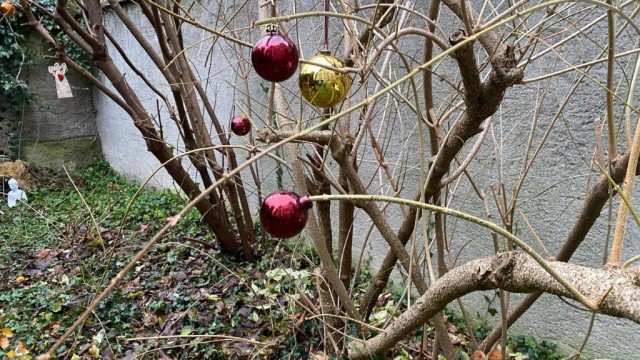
323 0 330 51
265 23 279 33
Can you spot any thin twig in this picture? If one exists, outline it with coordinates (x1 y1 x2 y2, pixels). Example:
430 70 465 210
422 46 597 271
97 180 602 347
310 194 598 310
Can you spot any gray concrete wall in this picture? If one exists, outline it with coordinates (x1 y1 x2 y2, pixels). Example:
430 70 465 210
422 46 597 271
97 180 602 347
0 99 13 160
1 33 100 169
93 1 640 358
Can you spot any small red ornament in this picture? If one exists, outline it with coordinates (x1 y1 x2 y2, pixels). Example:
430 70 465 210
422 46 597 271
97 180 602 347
231 114 251 136
260 191 312 238
57 73 64 82
251 28 299 83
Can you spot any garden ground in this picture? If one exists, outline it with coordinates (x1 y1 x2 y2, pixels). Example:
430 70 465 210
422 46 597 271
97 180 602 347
0 160 562 359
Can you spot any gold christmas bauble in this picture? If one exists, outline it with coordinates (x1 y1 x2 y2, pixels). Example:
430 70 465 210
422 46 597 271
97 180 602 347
298 52 352 108
0 0 16 16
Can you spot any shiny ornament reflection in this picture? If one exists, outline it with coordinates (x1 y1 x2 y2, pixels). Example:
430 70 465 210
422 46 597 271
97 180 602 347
298 52 351 108
260 191 312 238
231 114 251 136
251 30 299 82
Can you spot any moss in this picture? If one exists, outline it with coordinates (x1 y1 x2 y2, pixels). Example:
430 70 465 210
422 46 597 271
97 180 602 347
21 136 101 171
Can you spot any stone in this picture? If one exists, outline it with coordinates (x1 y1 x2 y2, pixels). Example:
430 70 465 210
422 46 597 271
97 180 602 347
0 160 32 190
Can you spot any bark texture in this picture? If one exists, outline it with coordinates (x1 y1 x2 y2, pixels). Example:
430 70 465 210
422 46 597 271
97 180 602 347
349 252 640 359
480 153 640 351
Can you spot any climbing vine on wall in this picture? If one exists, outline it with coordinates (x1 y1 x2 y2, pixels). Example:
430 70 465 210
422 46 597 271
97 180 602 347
0 0 90 159
1 8 31 158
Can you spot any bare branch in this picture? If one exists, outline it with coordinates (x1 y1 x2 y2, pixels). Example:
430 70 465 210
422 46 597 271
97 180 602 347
256 128 337 146
349 252 640 359
481 152 640 351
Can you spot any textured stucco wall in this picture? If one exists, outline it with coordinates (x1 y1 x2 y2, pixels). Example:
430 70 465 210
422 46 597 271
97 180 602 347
93 1 640 358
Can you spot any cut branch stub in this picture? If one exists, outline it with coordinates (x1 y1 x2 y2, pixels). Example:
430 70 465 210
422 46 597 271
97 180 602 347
477 252 517 288
449 28 467 46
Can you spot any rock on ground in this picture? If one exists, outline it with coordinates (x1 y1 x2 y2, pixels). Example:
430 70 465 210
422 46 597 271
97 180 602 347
0 160 32 191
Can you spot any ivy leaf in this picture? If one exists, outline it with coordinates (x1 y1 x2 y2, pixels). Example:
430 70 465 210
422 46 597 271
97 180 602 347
15 341 29 356
51 302 62 313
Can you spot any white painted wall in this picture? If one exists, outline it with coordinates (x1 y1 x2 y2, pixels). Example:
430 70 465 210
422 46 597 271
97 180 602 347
94 1 640 358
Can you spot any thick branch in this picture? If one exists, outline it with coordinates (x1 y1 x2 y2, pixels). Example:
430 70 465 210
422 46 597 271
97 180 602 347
358 35 524 317
55 0 102 50
256 128 336 146
481 152 640 351
349 252 640 359
450 29 481 102
440 0 506 61
344 0 396 67
109 0 180 89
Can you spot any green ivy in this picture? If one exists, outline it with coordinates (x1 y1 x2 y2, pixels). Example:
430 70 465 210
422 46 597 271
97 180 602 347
507 335 564 360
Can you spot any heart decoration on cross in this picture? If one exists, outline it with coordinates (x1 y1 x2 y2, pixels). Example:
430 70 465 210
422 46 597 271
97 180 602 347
48 63 73 98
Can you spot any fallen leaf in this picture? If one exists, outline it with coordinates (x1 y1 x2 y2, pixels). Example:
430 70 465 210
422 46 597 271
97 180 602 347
49 323 60 337
88 344 99 357
15 341 29 356
15 276 27 284
1 328 13 338
37 249 51 259
488 349 502 360
473 350 486 360
0 335 9 349
310 351 328 359
138 224 149 234
7 350 16 358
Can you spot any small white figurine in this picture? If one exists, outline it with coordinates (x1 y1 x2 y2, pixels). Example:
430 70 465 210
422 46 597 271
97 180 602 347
7 178 27 208
48 62 73 99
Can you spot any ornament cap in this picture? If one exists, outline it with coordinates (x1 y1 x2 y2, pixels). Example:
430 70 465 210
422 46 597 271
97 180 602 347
265 24 279 34
299 196 313 210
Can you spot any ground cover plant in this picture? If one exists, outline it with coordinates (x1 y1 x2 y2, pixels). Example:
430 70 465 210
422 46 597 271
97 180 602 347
3 0 640 358
0 161 567 359
0 162 327 359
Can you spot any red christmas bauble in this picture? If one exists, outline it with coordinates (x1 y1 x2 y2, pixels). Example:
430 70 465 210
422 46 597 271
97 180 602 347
260 191 312 238
231 114 251 136
251 30 299 83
